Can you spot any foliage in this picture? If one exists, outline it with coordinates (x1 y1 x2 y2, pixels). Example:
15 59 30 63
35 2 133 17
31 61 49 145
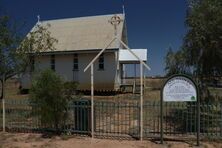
185 0 222 99
19 23 57 55
0 16 20 81
165 47 190 76
30 69 78 131
184 0 222 79
0 16 21 99
63 81 79 99
164 0 222 99
165 0 222 77
0 15 57 99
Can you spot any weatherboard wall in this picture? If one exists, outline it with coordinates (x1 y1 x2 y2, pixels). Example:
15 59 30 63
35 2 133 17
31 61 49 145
20 52 118 90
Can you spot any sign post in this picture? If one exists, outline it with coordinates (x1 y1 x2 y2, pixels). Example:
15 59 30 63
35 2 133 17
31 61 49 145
160 74 199 146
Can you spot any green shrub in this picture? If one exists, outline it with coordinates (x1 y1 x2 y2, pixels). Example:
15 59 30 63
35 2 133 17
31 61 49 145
30 69 78 132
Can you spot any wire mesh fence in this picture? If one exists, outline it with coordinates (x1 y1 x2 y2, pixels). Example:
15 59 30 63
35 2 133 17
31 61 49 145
0 99 222 140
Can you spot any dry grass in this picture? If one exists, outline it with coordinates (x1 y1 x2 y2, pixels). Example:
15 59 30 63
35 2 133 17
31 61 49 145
2 79 28 100
3 77 222 101
1 78 162 101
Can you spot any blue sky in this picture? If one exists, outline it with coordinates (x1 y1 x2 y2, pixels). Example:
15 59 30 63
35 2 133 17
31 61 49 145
1 0 187 76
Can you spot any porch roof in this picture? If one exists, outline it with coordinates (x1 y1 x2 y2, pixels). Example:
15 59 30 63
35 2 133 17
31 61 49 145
119 49 147 63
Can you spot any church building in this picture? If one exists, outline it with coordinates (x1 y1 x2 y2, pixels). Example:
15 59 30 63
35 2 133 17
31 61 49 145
20 13 147 91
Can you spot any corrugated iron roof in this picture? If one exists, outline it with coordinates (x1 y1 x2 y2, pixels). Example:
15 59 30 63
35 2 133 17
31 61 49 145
34 14 125 52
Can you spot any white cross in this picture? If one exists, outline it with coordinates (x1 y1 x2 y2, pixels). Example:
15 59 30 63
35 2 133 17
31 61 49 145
108 15 123 36
37 15 40 23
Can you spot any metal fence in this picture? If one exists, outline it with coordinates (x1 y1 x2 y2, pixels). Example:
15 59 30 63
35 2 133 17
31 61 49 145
0 99 222 139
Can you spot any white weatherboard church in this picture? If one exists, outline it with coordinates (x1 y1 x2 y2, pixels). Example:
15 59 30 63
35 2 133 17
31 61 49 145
20 13 148 91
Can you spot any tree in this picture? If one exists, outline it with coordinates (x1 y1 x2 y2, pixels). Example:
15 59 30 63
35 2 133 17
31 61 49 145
0 15 57 131
184 0 222 99
164 0 222 79
165 47 190 76
0 15 57 99
184 0 222 81
30 69 78 132
164 0 222 100
0 16 20 99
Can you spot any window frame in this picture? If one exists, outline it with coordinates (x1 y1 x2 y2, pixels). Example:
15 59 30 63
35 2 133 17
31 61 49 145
73 53 79 71
98 53 104 71
50 55 55 71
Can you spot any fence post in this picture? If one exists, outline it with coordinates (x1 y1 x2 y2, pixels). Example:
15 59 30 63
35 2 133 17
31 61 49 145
91 64 94 138
197 99 200 146
2 99 5 132
160 93 163 144
220 102 222 137
140 62 143 141
2 75 5 132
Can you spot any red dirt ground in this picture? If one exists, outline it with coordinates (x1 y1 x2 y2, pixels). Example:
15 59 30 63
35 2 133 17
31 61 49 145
0 132 222 148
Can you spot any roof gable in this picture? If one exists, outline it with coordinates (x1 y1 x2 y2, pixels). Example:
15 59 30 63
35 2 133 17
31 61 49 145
33 14 126 52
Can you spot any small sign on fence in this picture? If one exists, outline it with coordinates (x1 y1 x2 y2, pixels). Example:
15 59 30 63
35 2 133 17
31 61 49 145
160 74 200 146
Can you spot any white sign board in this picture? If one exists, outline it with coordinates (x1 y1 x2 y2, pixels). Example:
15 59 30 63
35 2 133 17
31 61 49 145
163 76 197 102
119 49 147 62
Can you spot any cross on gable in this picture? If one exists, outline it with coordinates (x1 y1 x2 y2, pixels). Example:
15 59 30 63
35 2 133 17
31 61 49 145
108 15 124 36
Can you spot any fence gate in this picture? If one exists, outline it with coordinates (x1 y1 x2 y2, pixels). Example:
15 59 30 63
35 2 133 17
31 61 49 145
72 100 91 134
143 101 161 138
94 101 140 139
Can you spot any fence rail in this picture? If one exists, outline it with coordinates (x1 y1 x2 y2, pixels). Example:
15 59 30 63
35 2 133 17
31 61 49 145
1 99 222 139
